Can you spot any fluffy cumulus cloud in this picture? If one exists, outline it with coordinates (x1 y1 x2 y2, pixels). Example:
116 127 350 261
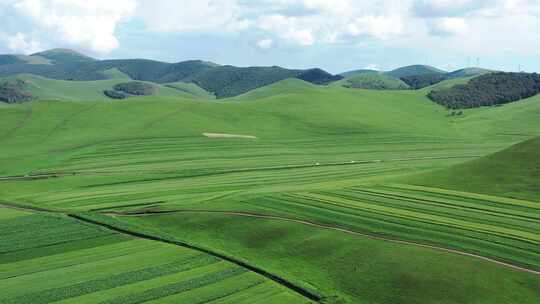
0 0 539 57
0 0 136 54
253 0 406 46
136 0 249 32
428 17 469 36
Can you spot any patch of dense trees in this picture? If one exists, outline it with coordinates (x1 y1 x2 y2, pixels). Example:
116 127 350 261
187 66 299 98
343 74 410 90
103 90 127 99
113 82 156 96
0 80 33 103
401 73 447 89
428 72 540 109
297 69 343 85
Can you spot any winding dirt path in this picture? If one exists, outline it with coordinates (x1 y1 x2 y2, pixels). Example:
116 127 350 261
106 209 540 276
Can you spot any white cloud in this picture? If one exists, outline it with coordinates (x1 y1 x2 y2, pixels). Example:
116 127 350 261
3 32 42 54
258 14 316 46
429 17 468 36
256 38 274 49
1 0 539 59
136 0 247 32
6 0 137 54
346 15 404 39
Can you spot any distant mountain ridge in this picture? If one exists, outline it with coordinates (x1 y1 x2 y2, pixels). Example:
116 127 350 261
385 65 446 78
338 65 493 90
0 49 342 98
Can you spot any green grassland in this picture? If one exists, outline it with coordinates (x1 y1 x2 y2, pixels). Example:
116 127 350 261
111 210 540 304
407 136 540 201
1 74 210 101
0 78 539 303
0 208 312 304
165 81 216 99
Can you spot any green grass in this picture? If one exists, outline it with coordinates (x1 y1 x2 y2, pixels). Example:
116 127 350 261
165 82 215 99
1 74 207 101
0 78 539 303
0 210 312 304
115 211 540 304
406 136 540 201
100 68 131 80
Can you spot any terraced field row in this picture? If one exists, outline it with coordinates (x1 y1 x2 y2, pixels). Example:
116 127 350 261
0 209 312 304
115 204 540 304
185 184 540 270
0 156 479 212
34 136 505 174
0 134 504 213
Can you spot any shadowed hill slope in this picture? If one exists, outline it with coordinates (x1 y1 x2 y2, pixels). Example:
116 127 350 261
406 136 540 201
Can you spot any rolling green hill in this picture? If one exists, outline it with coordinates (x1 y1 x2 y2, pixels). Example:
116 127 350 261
386 65 446 78
0 72 539 303
339 69 379 78
0 74 207 101
0 49 342 98
30 48 96 64
428 72 540 108
447 67 492 78
165 82 216 99
333 73 410 90
0 54 51 65
406 136 540 201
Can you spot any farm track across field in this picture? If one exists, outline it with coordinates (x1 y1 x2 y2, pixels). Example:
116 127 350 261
104 209 540 276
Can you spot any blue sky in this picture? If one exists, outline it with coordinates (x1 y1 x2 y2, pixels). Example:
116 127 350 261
1 0 539 73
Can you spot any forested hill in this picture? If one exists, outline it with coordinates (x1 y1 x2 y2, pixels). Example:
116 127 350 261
428 72 540 109
0 49 341 98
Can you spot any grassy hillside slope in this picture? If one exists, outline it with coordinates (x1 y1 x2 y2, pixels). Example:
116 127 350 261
386 65 446 78
406 136 540 201
0 82 539 303
0 49 341 98
31 48 96 64
0 209 310 304
1 74 208 101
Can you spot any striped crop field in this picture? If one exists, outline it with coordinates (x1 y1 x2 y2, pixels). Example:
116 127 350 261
204 184 539 271
0 208 313 304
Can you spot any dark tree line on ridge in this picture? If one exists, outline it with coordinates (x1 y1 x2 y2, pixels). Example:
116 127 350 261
428 72 540 109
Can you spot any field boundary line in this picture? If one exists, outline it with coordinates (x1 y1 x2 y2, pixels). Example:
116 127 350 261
67 213 323 303
107 209 540 276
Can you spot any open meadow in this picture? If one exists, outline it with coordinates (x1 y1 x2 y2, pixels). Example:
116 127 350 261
1 77 539 303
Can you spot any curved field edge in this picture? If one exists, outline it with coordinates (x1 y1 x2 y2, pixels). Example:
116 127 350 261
105 207 540 274
0 208 316 304
69 212 324 302
112 210 540 304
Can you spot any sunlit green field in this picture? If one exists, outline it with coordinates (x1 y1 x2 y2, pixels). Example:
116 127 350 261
1 78 539 303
